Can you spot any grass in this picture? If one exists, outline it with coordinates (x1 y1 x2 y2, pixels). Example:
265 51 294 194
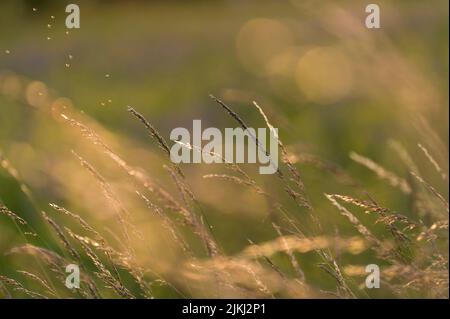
0 0 448 299
0 72 448 298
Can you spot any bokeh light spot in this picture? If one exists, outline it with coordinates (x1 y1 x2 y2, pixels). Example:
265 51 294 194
295 46 353 104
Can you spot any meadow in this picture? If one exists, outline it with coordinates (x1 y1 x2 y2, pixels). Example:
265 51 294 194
0 0 448 298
